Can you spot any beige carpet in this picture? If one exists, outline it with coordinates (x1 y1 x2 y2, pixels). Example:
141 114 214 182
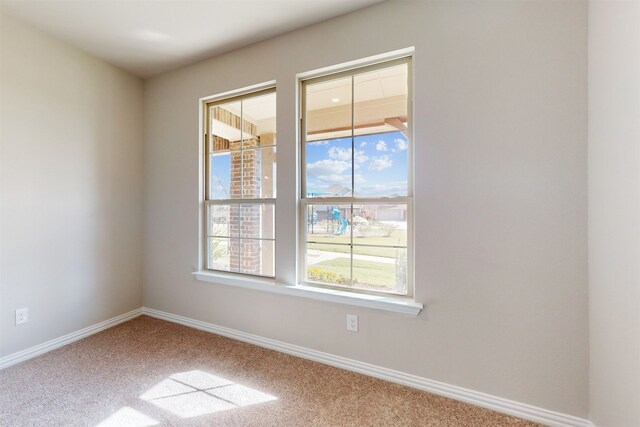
0 316 540 426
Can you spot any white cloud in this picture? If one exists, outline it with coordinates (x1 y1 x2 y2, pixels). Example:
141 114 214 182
328 147 351 161
369 155 392 171
306 168 366 189
375 140 388 151
307 159 350 176
359 141 368 148
395 138 407 151
354 150 369 164
312 174 351 185
357 181 408 196
308 173 365 188
327 147 369 164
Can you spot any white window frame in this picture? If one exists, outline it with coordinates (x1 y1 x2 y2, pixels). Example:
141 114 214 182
199 84 277 279
298 55 414 298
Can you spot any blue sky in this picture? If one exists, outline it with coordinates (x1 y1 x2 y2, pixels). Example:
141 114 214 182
306 131 408 197
210 154 232 199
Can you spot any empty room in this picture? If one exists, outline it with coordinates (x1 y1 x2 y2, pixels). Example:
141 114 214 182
1 0 638 426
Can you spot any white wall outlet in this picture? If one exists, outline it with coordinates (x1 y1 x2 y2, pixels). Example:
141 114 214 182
15 307 28 325
346 314 358 332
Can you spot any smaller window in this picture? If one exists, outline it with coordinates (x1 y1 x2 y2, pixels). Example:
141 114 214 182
204 88 276 277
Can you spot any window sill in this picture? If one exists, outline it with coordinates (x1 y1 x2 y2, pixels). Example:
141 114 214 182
193 271 423 316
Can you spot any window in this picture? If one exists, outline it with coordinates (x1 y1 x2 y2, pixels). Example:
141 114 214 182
300 57 413 296
204 88 276 277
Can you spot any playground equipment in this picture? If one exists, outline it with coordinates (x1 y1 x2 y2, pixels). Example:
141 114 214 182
307 211 319 234
332 208 348 235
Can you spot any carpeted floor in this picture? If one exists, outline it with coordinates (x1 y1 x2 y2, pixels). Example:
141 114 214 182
0 316 540 426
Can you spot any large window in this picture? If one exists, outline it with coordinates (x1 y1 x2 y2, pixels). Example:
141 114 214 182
300 57 412 296
204 88 276 277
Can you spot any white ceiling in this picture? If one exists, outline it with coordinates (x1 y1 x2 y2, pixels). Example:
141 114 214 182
1 0 385 78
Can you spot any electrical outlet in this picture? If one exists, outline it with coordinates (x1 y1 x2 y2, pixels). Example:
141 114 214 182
15 307 28 325
346 314 358 332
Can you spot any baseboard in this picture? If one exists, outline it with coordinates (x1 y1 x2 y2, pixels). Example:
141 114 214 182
142 307 594 427
0 306 594 427
0 307 143 370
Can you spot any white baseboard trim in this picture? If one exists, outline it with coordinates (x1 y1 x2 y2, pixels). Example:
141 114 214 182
142 307 594 427
0 306 594 427
0 308 143 370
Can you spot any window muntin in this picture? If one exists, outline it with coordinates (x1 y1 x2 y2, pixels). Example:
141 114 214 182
204 88 276 277
301 57 412 296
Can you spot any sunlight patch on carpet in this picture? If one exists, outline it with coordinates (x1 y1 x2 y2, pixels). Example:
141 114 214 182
95 406 159 427
139 370 277 418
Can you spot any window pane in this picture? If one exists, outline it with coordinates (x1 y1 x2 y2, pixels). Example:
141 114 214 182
210 153 240 200
352 203 407 247
207 204 239 237
210 101 242 151
306 203 352 284
241 149 258 199
352 245 407 295
303 203 409 294
306 242 352 287
239 204 275 239
208 237 238 272
305 204 352 246
239 239 274 277
259 147 276 198
242 147 276 199
305 76 352 142
259 239 276 277
354 63 408 137
305 138 353 198
242 92 276 148
352 132 408 197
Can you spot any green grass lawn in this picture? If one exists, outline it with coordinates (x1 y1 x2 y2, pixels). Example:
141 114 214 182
307 229 406 258
310 258 396 287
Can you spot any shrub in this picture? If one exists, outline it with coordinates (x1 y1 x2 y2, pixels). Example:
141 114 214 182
307 267 352 285
354 222 372 237
377 221 398 237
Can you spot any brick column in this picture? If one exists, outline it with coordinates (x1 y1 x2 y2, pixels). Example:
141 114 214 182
235 137 261 274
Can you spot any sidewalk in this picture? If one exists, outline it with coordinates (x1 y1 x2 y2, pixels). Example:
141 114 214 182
307 249 395 265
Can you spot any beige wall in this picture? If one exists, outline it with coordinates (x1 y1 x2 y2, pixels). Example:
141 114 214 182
0 14 144 356
588 1 640 426
143 0 588 417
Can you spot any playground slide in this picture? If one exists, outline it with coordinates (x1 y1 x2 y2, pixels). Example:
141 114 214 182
332 208 349 235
